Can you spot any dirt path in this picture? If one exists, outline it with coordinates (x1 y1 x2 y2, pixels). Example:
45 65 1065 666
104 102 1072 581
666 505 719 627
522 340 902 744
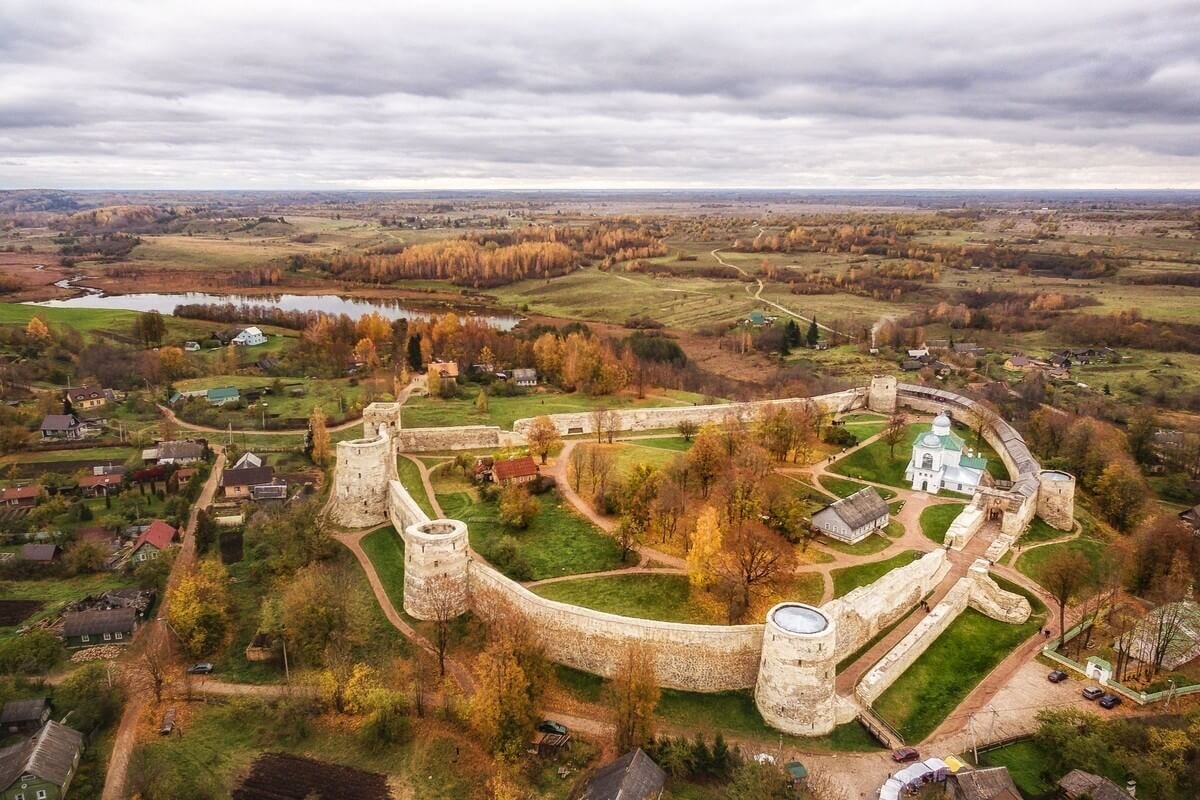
524 566 684 589
102 450 226 800
399 452 445 518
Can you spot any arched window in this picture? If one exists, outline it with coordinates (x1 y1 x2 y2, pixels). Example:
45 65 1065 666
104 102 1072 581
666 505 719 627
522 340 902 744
921 453 934 470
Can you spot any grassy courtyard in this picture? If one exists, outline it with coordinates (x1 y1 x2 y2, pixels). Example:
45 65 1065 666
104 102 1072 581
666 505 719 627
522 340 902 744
532 573 720 624
818 475 897 500
872 578 1046 742
1016 536 1107 587
831 550 923 598
919 502 966 544
829 421 1008 490
437 490 625 580
396 456 437 518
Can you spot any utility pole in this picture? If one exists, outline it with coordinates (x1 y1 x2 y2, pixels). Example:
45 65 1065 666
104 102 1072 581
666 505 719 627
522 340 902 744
968 712 978 764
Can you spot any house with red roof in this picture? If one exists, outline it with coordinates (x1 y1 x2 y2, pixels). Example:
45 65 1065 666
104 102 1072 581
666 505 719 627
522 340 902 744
130 520 178 563
0 484 41 508
78 473 123 497
492 456 539 487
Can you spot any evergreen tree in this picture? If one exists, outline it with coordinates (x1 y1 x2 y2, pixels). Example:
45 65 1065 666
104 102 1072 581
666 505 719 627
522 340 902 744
406 334 423 372
806 318 819 347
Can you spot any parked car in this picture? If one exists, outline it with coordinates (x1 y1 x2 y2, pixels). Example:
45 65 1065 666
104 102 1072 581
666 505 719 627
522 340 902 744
1047 670 1068 683
186 662 214 675
891 747 921 763
536 720 568 736
1082 686 1104 701
1099 694 1122 709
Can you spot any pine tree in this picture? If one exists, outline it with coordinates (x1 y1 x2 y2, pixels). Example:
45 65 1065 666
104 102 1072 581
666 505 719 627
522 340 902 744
806 318 819 347
406 334 423 372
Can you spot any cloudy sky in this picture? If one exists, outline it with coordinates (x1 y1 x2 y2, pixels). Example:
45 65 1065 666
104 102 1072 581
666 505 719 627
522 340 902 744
1 0 1198 189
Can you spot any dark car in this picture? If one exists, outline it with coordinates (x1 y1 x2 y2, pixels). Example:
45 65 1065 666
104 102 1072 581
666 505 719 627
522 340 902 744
891 747 920 763
186 662 214 675
1082 686 1104 701
537 720 568 736
1047 670 1068 683
1098 694 1122 709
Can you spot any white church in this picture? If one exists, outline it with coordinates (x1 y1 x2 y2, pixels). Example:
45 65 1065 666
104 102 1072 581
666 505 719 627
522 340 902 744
904 412 988 495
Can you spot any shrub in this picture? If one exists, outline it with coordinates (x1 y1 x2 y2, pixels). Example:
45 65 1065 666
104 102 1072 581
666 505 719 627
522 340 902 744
823 426 858 447
0 630 63 675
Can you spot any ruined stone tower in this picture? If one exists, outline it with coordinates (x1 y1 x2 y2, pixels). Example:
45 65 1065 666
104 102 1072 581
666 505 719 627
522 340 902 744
868 375 898 414
754 603 839 735
1037 470 1076 531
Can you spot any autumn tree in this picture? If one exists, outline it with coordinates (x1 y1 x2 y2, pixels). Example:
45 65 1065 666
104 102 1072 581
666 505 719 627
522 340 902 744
687 426 725 498
568 444 587 492
426 365 442 398
715 522 797 622
25 315 50 341
1094 461 1147 532
280 562 374 666
677 419 698 441
470 634 539 758
167 558 231 658
609 644 660 752
354 337 380 369
590 405 611 444
526 416 561 464
617 464 659 562
881 411 908 459
157 346 187 381
687 506 723 588
309 406 330 466
498 483 539 530
406 334 424 372
424 574 461 677
1039 548 1093 647
475 389 489 414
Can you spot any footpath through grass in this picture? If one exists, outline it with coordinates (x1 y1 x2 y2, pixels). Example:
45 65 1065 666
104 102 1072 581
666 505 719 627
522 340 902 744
872 577 1046 742
831 550 923 598
396 456 437 518
438 489 625 580
919 502 966 544
359 525 406 613
533 573 720 624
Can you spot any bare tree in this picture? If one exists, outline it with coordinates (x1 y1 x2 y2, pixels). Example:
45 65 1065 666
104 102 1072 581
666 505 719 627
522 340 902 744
424 574 462 678
881 411 908 460
716 522 796 622
1040 549 1093 648
590 406 609 444
568 444 587 493
1147 553 1192 676
137 642 172 705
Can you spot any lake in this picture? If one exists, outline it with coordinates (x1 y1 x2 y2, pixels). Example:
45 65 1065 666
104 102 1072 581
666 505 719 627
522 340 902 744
28 289 521 329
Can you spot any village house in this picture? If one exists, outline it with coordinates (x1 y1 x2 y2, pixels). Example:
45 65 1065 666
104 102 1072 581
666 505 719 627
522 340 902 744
129 520 178 563
1180 504 1200 532
18 544 60 564
1003 354 1040 372
220 465 277 500
206 386 241 406
231 452 264 470
952 342 986 357
142 440 204 465
512 367 538 387
1057 770 1134 800
945 766 1020 800
0 485 41 508
810 487 890 544
0 698 50 736
492 456 539 487
427 361 460 380
62 607 137 647
39 414 81 441
578 749 666 800
77 473 122 497
0 720 85 800
232 326 267 346
64 384 111 412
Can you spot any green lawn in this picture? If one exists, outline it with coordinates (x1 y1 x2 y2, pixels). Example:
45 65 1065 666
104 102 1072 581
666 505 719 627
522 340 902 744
978 740 1057 798
1018 517 1070 546
1 572 135 641
919 502 966 544
657 689 882 752
533 573 720 624
786 572 825 605
818 533 893 557
626 436 694 452
1016 537 1108 588
400 387 706 430
396 456 437 518
0 445 138 466
598 441 683 481
873 579 1045 742
210 557 283 685
437 490 625 580
358 525 406 614
831 550 923 598
173 375 371 426
818 475 897 500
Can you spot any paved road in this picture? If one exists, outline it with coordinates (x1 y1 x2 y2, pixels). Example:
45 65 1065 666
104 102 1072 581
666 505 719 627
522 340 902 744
101 450 226 800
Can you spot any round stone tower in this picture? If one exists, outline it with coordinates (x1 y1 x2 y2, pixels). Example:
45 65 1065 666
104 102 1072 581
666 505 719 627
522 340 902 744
868 375 898 414
754 603 839 735
329 432 392 528
1037 470 1076 531
363 402 403 439
402 519 470 620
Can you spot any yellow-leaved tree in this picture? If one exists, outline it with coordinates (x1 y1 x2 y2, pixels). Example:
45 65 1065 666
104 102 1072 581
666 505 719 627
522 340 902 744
25 315 50 341
309 406 330 466
687 506 723 589
167 558 231 658
469 636 537 758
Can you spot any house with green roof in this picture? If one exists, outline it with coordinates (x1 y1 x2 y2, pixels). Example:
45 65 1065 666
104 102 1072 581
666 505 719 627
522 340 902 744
904 412 987 494
206 386 240 406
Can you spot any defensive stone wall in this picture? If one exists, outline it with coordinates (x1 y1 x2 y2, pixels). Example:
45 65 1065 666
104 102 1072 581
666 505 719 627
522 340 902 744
511 389 865 438
944 504 985 550
395 425 505 452
388 479 429 531
822 550 950 662
755 604 840 735
468 561 765 691
855 560 1030 705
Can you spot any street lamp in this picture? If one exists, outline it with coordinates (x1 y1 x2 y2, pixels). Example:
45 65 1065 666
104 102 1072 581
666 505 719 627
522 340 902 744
261 401 268 431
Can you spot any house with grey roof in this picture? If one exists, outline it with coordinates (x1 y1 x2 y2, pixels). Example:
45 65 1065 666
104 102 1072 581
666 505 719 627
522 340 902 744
61 608 137 649
39 415 81 441
810 487 890 544
0 720 84 800
946 766 1020 800
0 698 50 736
1058 769 1134 800
578 749 665 800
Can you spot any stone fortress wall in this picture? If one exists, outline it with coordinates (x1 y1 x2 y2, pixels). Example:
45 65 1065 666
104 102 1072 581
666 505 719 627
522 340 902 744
329 377 1072 736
